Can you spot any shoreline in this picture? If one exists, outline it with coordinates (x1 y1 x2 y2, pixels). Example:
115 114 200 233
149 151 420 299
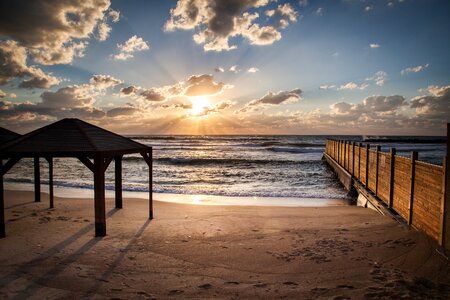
1 190 449 299
4 181 352 207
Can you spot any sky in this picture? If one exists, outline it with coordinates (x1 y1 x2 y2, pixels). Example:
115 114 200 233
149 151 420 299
0 0 449 135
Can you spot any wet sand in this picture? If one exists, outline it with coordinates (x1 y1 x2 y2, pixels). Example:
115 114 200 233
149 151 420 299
1 190 449 299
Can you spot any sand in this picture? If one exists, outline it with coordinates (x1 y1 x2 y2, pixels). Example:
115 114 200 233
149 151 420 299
0 190 449 299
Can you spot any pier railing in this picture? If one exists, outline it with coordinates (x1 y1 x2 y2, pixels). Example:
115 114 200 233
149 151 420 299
325 131 450 252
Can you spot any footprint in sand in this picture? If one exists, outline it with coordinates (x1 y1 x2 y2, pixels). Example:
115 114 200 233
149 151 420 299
168 289 184 295
224 281 240 285
198 283 213 289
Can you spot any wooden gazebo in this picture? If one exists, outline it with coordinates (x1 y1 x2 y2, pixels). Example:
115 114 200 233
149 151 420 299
0 118 153 238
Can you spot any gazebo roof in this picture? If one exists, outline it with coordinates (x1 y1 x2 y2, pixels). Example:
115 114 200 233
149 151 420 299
0 127 21 145
0 118 148 157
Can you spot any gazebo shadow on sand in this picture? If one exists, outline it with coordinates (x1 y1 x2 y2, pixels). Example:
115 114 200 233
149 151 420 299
0 118 154 238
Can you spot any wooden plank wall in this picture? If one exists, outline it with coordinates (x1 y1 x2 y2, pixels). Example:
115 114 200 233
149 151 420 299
324 139 446 248
368 150 377 191
412 162 443 241
392 156 411 220
377 152 391 205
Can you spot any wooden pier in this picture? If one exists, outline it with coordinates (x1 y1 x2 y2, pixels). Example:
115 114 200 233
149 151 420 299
324 124 450 253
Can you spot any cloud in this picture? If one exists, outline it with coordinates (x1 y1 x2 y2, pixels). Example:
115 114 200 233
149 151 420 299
0 89 5 98
140 88 166 102
0 40 60 89
106 106 139 117
41 85 95 108
247 67 259 73
192 100 237 116
236 88 302 113
229 65 239 73
97 22 112 42
299 0 309 7
89 74 123 90
337 82 368 91
120 85 139 96
366 71 388 86
184 74 227 96
165 0 297 52
410 85 450 119
319 84 336 90
0 0 114 65
109 9 120 23
215 67 225 73
114 35 150 60
370 43 380 49
315 8 324 16
400 63 429 75
365 5 373 11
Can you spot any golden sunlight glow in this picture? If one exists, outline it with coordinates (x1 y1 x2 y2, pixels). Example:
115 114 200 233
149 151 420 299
191 96 210 116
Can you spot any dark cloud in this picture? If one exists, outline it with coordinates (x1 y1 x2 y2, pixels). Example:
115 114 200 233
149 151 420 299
106 106 138 117
0 40 60 89
89 74 123 90
165 0 297 51
140 89 166 102
184 74 225 96
0 0 113 65
410 85 450 119
120 85 139 95
236 88 302 113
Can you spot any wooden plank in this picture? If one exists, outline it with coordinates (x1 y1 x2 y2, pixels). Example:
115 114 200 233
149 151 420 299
408 151 418 225
442 122 450 251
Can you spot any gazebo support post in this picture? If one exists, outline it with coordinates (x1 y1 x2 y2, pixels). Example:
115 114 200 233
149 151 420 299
115 155 123 209
149 148 153 220
34 157 41 202
0 159 5 238
140 148 153 220
94 155 106 237
46 157 54 209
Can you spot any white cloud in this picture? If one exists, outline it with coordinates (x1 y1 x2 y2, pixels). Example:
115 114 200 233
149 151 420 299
114 35 150 61
165 0 297 52
247 67 259 73
370 43 380 49
319 84 336 90
366 71 388 86
337 82 368 91
315 7 324 16
229 65 239 73
365 5 373 11
400 63 429 75
215 67 225 73
109 9 121 23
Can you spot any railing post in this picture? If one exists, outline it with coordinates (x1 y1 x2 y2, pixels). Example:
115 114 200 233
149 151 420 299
375 145 380 196
359 143 362 179
338 140 341 164
389 148 396 209
352 142 355 176
441 123 450 252
408 151 418 225
344 141 347 169
365 144 370 188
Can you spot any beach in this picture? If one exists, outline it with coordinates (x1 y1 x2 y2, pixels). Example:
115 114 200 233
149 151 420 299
1 190 449 299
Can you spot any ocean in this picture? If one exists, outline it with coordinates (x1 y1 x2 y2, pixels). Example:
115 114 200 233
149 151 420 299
4 135 446 206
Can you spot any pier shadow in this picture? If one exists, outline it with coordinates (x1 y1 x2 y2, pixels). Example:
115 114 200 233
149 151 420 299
5 200 35 210
0 208 120 292
83 219 152 299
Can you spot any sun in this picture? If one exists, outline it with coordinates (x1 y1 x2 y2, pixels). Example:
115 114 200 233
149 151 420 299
191 96 210 116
